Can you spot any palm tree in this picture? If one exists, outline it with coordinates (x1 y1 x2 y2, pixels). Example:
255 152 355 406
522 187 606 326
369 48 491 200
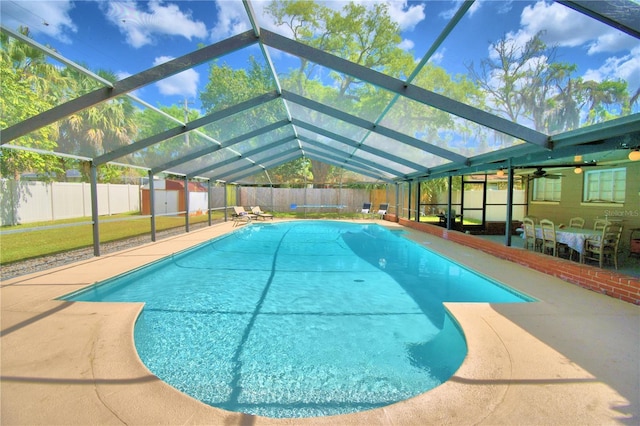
56 67 138 180
0 27 64 179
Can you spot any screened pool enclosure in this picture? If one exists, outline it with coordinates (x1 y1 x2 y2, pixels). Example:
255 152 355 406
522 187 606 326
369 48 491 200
1 0 639 255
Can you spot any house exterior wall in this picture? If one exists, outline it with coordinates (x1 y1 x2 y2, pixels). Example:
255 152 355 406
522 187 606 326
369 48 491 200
527 162 640 253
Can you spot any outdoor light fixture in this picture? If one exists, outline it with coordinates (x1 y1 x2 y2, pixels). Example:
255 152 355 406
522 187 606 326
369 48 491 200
574 166 583 174
496 169 505 177
629 149 640 161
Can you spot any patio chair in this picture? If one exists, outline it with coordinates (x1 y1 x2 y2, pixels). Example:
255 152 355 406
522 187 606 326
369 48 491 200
251 206 274 220
360 202 372 218
540 219 560 256
583 223 623 269
522 217 542 252
232 206 257 226
376 203 388 218
568 217 585 228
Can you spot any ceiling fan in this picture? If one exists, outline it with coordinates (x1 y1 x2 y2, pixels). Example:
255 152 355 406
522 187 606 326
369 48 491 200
518 161 598 180
527 167 563 180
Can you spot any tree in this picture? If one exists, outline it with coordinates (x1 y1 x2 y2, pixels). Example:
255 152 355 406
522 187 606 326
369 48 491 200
132 103 204 172
0 29 141 183
468 32 630 134
199 56 295 182
265 0 415 186
268 158 311 185
56 67 138 181
0 28 63 179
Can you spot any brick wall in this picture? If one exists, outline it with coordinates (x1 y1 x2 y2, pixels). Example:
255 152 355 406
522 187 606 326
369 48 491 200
390 216 640 305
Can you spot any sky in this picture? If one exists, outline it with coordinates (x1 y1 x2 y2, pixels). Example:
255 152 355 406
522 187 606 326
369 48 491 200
2 0 639 115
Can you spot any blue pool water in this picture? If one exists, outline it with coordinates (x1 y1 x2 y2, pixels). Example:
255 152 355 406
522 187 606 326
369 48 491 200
63 221 532 418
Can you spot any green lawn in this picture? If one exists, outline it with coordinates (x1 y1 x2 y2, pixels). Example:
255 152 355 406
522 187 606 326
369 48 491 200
0 210 392 265
0 213 222 264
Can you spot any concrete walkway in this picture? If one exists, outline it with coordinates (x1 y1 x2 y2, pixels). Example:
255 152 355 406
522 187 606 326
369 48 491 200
2 220 638 425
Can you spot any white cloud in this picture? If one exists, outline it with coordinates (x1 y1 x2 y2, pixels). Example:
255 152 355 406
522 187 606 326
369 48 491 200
429 49 445 65
398 38 415 51
153 56 200 97
583 46 640 94
104 1 207 48
519 1 635 54
451 0 511 19
210 1 251 42
587 32 639 55
386 1 425 32
512 1 640 94
0 0 77 43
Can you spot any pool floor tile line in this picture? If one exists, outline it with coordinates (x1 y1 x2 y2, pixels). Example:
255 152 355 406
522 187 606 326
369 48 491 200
1 219 639 425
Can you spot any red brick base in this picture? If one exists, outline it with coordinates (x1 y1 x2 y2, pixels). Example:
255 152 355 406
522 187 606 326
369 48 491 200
389 216 640 305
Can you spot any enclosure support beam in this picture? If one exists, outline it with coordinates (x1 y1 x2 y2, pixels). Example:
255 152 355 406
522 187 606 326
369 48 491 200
208 180 212 226
394 183 400 222
262 29 548 147
271 185 274 214
1 30 259 144
149 171 157 242
228 152 301 183
408 181 412 222
505 158 514 247
184 176 190 233
447 176 453 230
224 184 228 223
90 162 100 257
416 182 421 223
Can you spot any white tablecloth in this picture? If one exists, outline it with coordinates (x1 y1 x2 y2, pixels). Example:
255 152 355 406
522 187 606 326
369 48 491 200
535 226 601 254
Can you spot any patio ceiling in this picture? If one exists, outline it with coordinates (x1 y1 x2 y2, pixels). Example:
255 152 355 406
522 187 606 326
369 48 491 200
1 0 640 185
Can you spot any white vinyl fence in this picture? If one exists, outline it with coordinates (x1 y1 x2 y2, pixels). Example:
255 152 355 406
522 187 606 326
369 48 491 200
0 180 140 226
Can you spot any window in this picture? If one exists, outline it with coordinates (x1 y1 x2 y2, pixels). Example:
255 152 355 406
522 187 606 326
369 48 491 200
583 168 626 203
532 177 561 201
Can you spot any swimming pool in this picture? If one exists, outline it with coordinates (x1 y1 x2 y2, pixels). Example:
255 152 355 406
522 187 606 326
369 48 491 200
63 221 532 418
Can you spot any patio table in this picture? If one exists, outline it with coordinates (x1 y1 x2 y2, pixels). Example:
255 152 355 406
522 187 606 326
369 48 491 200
534 226 601 257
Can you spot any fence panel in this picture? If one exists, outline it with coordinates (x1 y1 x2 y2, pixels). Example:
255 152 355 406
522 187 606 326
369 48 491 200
189 192 208 213
238 187 370 213
0 181 142 225
0 181 54 225
52 182 87 220
210 187 226 209
108 183 139 213
2 182 378 225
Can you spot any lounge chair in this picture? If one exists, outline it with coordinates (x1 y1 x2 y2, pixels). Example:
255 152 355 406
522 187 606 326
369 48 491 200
376 203 388 218
232 206 257 226
251 206 274 220
361 202 372 218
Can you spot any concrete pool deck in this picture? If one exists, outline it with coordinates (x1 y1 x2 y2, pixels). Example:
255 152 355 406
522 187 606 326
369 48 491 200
1 220 638 425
